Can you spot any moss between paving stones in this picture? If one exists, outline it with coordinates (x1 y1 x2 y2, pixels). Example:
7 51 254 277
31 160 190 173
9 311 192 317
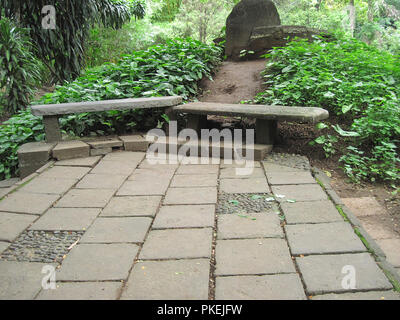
1 230 84 263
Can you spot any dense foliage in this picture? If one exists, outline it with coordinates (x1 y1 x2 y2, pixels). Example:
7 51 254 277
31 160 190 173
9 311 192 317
0 18 42 114
255 36 400 183
1 0 133 83
0 38 222 179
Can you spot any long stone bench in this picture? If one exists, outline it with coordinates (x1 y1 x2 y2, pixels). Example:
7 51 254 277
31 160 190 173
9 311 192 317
31 96 183 143
170 102 329 145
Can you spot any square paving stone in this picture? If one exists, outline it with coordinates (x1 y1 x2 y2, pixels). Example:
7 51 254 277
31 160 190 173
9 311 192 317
54 189 115 208
153 205 215 229
220 167 265 179
0 192 60 215
262 162 308 173
342 197 386 217
138 161 178 171
80 217 152 243
296 253 393 295
36 282 122 300
128 169 175 182
281 200 344 224
76 174 126 189
117 180 170 196
164 187 217 205
271 184 328 202
0 241 10 254
215 274 306 300
220 160 261 168
170 174 218 187
376 239 400 267
0 261 52 299
101 196 162 217
176 164 219 175
285 222 366 255
19 177 77 195
29 208 100 231
266 171 316 185
90 160 137 176
55 156 102 167
312 291 400 300
139 228 213 260
217 212 283 240
57 243 139 281
215 238 295 276
39 166 91 180
220 178 270 194
102 151 145 163
121 259 210 300
0 212 37 241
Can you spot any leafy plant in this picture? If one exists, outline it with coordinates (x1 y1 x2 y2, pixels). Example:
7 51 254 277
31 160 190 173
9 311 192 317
0 18 42 114
255 36 400 182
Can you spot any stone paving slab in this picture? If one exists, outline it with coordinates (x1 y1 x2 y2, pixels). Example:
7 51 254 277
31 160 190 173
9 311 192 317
0 261 53 299
220 160 261 168
121 259 210 300
216 274 307 300
55 156 102 167
0 212 37 241
152 205 215 229
376 239 400 267
281 200 343 224
138 161 178 171
217 212 283 240
271 184 328 202
117 180 170 196
54 189 115 208
170 174 218 187
76 174 127 190
219 178 270 194
342 197 386 216
29 208 100 231
176 164 219 175
40 166 91 180
102 151 145 163
285 222 366 255
129 168 176 180
164 187 218 205
101 196 162 217
80 217 152 243
90 160 137 176
19 177 77 195
0 241 10 254
215 238 295 276
297 253 393 295
219 167 265 179
36 282 122 300
262 162 308 173
0 192 60 215
312 291 400 300
57 243 139 281
266 171 316 185
139 228 213 260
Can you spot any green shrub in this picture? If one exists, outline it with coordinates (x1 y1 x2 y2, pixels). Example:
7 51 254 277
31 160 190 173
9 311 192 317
255 36 400 183
0 18 41 114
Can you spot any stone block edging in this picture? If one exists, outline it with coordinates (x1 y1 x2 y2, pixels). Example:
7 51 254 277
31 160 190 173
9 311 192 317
311 167 400 289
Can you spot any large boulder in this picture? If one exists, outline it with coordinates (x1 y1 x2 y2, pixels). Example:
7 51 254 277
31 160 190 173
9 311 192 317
225 0 281 60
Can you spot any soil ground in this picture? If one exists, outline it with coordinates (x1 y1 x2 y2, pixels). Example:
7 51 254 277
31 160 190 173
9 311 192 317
198 59 400 234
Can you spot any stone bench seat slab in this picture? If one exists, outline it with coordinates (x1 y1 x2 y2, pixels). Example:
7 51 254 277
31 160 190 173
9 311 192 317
172 102 329 123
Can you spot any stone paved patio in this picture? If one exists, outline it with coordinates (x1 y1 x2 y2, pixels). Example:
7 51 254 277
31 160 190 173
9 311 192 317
0 151 399 300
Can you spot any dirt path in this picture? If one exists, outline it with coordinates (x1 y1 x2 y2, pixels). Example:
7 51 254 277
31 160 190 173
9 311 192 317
199 59 266 104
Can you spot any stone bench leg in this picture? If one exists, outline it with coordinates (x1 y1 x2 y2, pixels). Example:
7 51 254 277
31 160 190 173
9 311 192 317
187 114 208 135
255 119 277 145
43 115 62 143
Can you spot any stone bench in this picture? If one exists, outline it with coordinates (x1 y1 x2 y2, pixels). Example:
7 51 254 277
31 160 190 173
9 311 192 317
31 96 183 143
170 102 329 145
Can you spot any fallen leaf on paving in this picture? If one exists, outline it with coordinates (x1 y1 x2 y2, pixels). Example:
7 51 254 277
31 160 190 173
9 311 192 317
287 199 296 203
265 197 275 202
275 194 286 198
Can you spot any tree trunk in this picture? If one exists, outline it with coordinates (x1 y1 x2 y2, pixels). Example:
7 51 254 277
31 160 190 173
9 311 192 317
349 0 356 37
